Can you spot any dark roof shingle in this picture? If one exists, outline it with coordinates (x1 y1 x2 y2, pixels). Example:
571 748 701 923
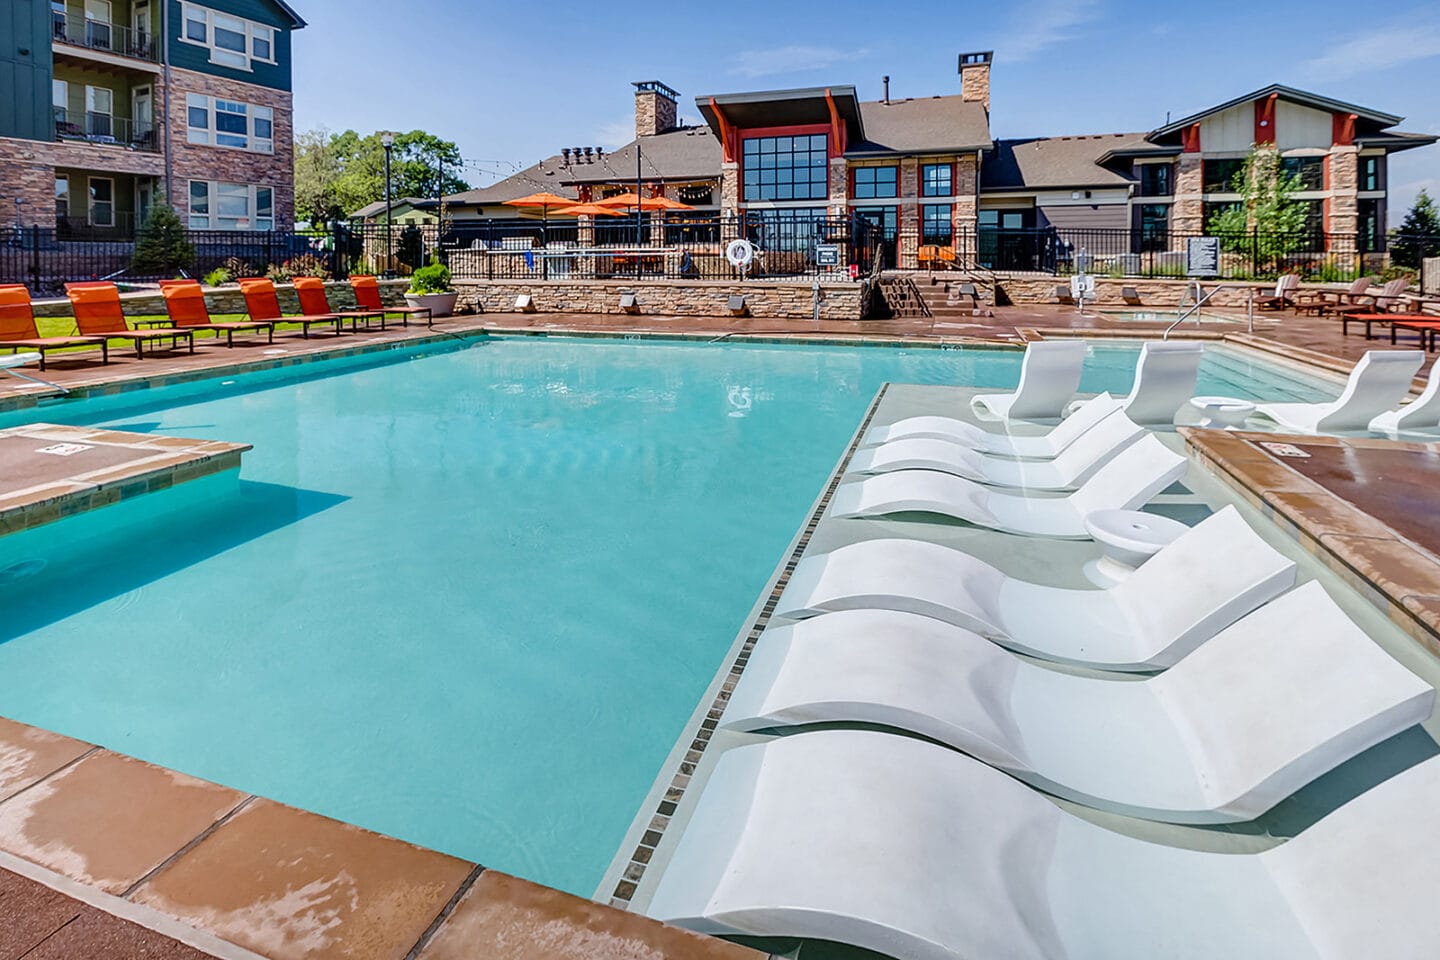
983 133 1154 190
849 96 992 155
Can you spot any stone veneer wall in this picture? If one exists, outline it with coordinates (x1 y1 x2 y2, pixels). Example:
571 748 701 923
993 275 1276 308
0 136 167 229
454 279 863 320
164 66 296 226
1327 147 1359 236
1170 154 1204 236
634 90 677 138
29 279 409 319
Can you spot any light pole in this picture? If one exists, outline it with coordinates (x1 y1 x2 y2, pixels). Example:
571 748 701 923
381 132 395 275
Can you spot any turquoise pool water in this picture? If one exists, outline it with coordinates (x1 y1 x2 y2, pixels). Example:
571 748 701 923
0 336 1333 895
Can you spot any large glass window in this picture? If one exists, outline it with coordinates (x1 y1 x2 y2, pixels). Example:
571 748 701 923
1358 198 1381 253
186 94 273 153
741 134 828 202
188 180 274 230
1360 156 1380 192
742 207 827 251
84 0 112 49
179 2 279 70
1139 203 1169 251
853 206 897 239
1204 157 1245 194
853 166 897 199
1138 163 1173 197
88 176 114 226
1282 155 1324 191
921 163 953 198
922 204 953 245
1296 199 1324 242
1203 201 1243 231
55 175 69 220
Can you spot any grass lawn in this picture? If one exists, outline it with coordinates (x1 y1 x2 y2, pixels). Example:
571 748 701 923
20 313 316 360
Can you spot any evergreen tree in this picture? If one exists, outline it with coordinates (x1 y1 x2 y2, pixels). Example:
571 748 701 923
1390 190 1440 269
130 201 196 276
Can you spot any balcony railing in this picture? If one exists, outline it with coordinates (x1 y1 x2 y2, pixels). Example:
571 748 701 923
55 213 138 241
52 12 160 63
53 109 161 152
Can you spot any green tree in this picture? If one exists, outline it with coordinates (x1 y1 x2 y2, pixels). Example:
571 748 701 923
130 200 195 276
293 128 470 222
1205 145 1309 268
1390 189 1440 269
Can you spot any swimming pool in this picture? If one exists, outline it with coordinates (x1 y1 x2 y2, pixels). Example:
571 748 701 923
0 336 1335 895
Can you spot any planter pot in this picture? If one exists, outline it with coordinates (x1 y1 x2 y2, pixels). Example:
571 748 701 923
404 291 459 318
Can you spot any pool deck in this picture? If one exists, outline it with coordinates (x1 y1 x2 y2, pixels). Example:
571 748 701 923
1185 429 1440 656
0 425 249 537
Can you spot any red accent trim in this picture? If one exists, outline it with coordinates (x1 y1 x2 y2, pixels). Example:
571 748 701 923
824 88 846 158
1332 112 1357 146
1182 123 1201 153
1254 94 1278 145
737 122 831 140
709 97 736 163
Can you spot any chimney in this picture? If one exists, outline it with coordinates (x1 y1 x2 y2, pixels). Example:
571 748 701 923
882 75 890 104
633 81 680 138
958 51 992 112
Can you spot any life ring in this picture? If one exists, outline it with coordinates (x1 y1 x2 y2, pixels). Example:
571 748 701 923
726 239 756 269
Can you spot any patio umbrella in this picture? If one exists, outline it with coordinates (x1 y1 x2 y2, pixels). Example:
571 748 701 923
593 192 693 211
551 203 627 217
502 191 577 231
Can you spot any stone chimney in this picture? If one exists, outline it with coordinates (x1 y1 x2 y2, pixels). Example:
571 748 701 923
958 51 992 112
633 81 680 138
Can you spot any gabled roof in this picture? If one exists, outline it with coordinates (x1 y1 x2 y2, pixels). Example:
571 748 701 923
442 160 578 208
848 95 991 156
983 133 1153 191
262 0 307 28
564 126 722 185
697 86 865 141
1150 83 1400 140
351 197 426 219
1353 131 1439 154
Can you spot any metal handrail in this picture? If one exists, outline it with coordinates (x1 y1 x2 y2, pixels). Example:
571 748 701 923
52 12 160 63
1164 281 1255 339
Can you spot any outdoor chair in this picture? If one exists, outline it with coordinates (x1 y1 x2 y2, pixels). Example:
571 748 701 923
1294 276 1373 316
1254 273 1300 311
237 278 345 338
0 284 108 369
1253 349 1423 433
1336 278 1409 316
971 339 1088 421
64 282 195 359
293 277 383 331
349 275 431 327
1055 284 1076 305
156 280 273 346
867 392 1123 459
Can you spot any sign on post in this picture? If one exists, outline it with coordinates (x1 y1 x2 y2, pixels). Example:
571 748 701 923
815 243 841 267
1187 237 1220 278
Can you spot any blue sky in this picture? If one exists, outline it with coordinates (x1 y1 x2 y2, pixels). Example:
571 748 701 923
292 0 1440 222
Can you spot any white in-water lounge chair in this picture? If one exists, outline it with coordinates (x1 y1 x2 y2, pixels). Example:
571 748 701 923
1369 361 1440 435
970 339 1088 421
849 408 1144 491
1252 349 1423 434
774 505 1295 671
647 730 1440 960
830 433 1187 538
724 585 1433 823
867 392 1120 459
1118 340 1204 425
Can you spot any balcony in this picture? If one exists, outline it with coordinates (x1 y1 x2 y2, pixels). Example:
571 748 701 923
52 12 160 66
54 109 161 153
55 213 138 241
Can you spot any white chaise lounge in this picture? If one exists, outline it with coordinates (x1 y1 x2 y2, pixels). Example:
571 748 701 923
1253 349 1423 433
724 585 1432 823
1370 361 1440 435
970 340 1088 421
829 433 1187 537
774 505 1296 671
1118 340 1204 425
848 408 1143 491
648 730 1440 960
867 392 1120 459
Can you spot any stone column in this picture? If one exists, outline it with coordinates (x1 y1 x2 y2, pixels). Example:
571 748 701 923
720 161 741 244
1328 146 1359 239
828 158 848 219
953 154 979 260
1170 154 1204 240
898 157 919 268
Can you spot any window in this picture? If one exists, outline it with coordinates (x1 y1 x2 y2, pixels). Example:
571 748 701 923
52 79 67 110
921 163 952 197
853 206 897 240
979 209 1027 230
1203 201 1242 231
85 85 112 138
52 0 66 37
178 3 279 70
187 180 274 230
853 165 897 199
1360 156 1381 193
185 94 272 153
1138 163 1173 197
1296 199 1324 242
741 134 828 202
1139 204 1168 251
922 204 953 245
1281 155 1324 191
84 0 111 49
55 175 69 219
1358 198 1381 253
88 176 114 226
1204 157 1245 194
742 208 827 251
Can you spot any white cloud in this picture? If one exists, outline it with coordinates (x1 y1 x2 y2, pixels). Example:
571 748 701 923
593 117 635 150
1000 0 1105 62
730 44 871 79
1300 20 1440 80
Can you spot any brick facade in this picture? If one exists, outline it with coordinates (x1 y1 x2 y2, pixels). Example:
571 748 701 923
634 89 678 138
1327 146 1359 236
165 66 296 227
0 136 166 229
1170 153 1204 236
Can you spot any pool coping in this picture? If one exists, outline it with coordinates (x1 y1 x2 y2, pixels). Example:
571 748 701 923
597 383 891 910
0 425 249 537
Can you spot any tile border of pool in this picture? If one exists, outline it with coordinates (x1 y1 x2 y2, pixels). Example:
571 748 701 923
599 383 891 910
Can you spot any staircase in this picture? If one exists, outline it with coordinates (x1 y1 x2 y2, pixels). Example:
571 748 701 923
912 272 995 319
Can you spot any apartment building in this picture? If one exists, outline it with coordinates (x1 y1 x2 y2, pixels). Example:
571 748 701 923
0 0 305 237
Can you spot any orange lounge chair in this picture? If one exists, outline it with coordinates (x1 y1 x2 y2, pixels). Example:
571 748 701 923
65 282 194 358
292 277 383 331
0 284 108 369
157 280 274 346
237 278 343 338
349 275 432 327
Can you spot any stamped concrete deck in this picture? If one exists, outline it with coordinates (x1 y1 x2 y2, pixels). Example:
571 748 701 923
0 425 249 536
1185 429 1440 656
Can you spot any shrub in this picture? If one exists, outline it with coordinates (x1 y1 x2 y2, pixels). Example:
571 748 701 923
284 253 330 279
131 203 196 276
265 262 292 282
408 261 453 294
221 256 255 279
203 266 233 286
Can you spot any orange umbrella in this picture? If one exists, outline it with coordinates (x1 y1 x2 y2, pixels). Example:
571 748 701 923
594 192 692 211
502 191 576 211
552 203 627 217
